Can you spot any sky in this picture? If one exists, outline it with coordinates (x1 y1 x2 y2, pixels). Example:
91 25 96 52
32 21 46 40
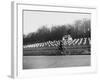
23 10 91 35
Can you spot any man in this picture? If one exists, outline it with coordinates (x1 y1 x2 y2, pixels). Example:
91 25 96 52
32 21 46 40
62 34 73 55
58 40 63 54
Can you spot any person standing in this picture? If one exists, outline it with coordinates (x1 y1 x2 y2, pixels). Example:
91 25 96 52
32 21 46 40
62 34 73 55
58 40 63 54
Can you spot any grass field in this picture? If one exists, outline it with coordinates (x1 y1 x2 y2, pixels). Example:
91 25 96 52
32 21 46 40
23 45 90 56
23 55 90 69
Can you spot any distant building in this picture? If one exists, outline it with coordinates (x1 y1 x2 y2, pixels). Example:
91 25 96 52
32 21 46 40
62 35 73 45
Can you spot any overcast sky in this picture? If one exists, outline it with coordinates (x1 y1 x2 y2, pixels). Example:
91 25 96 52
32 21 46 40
23 10 91 35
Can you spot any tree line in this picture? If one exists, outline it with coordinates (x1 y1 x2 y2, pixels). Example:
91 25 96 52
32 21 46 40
23 19 91 45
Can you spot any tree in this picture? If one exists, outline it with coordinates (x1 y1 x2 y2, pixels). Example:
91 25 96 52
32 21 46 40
23 19 91 45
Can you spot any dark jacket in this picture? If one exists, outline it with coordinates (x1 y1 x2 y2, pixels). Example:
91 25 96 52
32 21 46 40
58 41 63 51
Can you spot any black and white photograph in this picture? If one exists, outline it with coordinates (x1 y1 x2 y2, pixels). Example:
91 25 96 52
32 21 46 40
23 10 91 69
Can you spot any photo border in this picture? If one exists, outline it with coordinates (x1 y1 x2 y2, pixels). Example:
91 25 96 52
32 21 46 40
11 1 97 78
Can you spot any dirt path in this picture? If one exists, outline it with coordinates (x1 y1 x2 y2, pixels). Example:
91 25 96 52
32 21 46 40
23 55 90 69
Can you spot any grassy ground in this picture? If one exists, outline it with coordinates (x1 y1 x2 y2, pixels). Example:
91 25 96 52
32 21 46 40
23 55 90 69
23 45 90 56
